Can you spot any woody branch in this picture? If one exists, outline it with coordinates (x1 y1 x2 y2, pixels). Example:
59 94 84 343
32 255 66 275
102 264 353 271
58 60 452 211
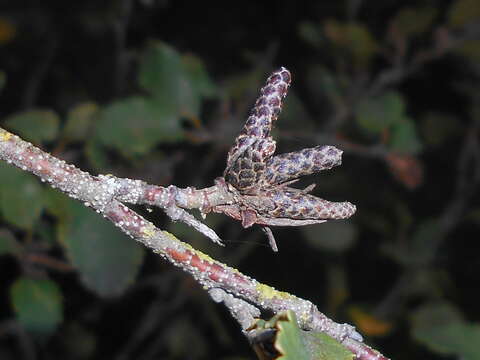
0 128 387 359
0 66 389 359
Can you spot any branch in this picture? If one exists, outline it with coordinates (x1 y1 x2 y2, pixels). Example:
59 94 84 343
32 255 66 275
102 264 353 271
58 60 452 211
0 66 389 359
0 127 387 359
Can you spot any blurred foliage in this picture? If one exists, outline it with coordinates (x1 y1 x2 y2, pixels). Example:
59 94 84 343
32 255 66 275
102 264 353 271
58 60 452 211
10 277 63 334
0 1 480 359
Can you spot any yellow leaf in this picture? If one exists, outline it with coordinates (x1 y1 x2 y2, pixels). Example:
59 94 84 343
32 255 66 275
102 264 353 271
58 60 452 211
0 17 16 45
348 306 393 337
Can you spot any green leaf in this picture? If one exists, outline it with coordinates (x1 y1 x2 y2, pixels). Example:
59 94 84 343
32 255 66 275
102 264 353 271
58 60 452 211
392 7 437 36
388 118 422 154
95 96 183 158
411 302 480 360
355 92 405 134
0 228 21 256
182 54 217 99
324 21 378 65
448 0 480 28
252 311 354 360
384 218 439 267
57 198 144 297
64 102 99 142
138 41 201 117
0 163 45 229
3 109 60 144
10 276 63 334
302 221 357 253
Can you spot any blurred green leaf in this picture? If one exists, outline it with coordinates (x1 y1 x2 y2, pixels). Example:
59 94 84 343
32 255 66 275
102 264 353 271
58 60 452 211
95 96 182 158
57 198 144 297
182 54 218 99
64 102 99 142
388 118 422 154
355 92 405 134
10 277 63 334
253 311 354 360
138 41 201 117
324 20 378 65
298 22 323 49
0 163 44 229
392 7 437 36
302 220 357 253
448 0 480 27
412 302 480 360
384 218 439 267
421 112 462 147
0 228 21 256
3 109 60 144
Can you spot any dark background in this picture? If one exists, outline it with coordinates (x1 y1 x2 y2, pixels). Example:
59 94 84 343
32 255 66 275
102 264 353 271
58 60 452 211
0 0 479 359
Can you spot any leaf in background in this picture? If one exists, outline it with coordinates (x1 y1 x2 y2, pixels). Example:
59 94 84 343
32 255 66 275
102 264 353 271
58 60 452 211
381 219 440 267
385 153 423 189
0 17 16 44
448 0 480 28
0 163 44 229
392 7 437 37
10 277 63 334
64 102 99 142
138 41 202 118
302 220 357 253
324 20 378 66
348 306 393 337
95 96 182 158
55 197 144 297
0 228 21 256
355 92 405 134
3 109 60 144
182 54 217 99
411 302 480 360
298 21 323 49
388 118 422 154
252 311 354 360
